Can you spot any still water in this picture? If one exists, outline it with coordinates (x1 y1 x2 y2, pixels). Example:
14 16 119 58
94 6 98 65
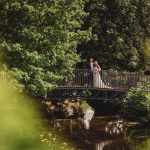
47 116 150 150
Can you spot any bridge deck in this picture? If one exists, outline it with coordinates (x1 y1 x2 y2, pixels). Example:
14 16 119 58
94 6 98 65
56 87 126 92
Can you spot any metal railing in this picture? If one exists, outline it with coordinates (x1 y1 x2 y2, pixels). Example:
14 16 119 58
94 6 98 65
57 69 150 91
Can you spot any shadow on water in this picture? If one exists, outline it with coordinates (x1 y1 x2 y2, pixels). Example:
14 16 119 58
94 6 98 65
44 116 150 150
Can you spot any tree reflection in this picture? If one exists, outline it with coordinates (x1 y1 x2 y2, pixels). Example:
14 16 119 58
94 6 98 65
95 141 112 150
105 119 126 135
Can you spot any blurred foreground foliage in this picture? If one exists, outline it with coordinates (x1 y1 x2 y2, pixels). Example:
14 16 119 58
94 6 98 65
0 74 75 150
0 74 42 149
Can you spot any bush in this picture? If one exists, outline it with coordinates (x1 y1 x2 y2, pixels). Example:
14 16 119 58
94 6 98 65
122 82 150 122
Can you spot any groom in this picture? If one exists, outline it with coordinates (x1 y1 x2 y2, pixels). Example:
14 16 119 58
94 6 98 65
86 58 94 86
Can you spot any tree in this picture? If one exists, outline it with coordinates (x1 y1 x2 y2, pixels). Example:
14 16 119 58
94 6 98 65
0 0 91 97
141 38 150 66
78 0 150 70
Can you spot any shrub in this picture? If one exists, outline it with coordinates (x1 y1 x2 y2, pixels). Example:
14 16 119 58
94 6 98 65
122 82 150 122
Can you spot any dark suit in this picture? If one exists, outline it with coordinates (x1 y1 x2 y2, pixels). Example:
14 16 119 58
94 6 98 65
86 63 93 86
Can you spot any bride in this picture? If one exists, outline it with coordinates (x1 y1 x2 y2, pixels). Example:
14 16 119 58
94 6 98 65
93 61 109 88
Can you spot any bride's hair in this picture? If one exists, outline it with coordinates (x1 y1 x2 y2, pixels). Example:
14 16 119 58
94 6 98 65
94 61 101 70
94 61 98 66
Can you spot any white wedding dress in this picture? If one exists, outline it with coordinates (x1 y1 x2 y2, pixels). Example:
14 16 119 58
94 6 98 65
93 67 109 88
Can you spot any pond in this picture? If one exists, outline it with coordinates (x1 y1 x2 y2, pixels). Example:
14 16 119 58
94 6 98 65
45 116 150 150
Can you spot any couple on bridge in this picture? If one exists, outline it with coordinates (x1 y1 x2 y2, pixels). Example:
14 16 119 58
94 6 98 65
87 58 109 88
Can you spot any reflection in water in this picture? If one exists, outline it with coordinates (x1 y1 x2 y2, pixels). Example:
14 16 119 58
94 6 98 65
83 107 95 130
48 117 150 150
105 120 126 135
95 141 112 150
